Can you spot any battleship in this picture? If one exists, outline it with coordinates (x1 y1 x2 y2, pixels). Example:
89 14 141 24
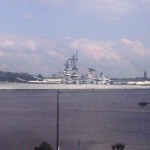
23 51 111 85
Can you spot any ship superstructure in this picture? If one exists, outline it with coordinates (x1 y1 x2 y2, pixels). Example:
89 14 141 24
80 68 97 84
60 51 111 85
61 51 80 84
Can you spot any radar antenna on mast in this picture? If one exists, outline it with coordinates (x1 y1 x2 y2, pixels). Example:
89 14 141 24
76 50 78 60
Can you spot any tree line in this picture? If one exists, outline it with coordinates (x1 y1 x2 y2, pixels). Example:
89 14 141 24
0 71 43 82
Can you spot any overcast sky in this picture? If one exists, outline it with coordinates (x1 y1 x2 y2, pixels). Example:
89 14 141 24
0 0 149 78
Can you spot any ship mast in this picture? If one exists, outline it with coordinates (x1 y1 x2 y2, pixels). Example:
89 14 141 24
69 50 78 70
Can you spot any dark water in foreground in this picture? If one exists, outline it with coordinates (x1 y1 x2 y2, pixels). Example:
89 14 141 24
0 89 149 150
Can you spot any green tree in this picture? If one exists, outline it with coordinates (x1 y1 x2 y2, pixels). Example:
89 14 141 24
34 141 54 150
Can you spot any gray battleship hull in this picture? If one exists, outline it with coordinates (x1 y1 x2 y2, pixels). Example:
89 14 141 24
1 83 150 90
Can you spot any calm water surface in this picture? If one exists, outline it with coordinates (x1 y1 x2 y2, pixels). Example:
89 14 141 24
0 89 149 150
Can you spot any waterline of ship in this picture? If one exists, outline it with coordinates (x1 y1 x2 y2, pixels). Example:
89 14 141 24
1 82 150 90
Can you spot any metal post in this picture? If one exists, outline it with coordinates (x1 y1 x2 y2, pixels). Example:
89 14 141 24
56 90 60 150
78 140 81 150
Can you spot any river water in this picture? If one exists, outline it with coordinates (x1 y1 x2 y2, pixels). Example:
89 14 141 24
0 89 149 150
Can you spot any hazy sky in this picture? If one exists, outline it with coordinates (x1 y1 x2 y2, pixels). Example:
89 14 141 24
0 0 149 78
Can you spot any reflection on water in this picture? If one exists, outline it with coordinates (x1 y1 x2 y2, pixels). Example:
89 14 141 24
0 89 149 150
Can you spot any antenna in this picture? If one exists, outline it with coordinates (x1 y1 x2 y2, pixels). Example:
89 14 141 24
76 50 78 60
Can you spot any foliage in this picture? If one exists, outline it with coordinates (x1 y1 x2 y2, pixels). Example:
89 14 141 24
0 71 43 82
34 141 54 150
111 143 125 150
